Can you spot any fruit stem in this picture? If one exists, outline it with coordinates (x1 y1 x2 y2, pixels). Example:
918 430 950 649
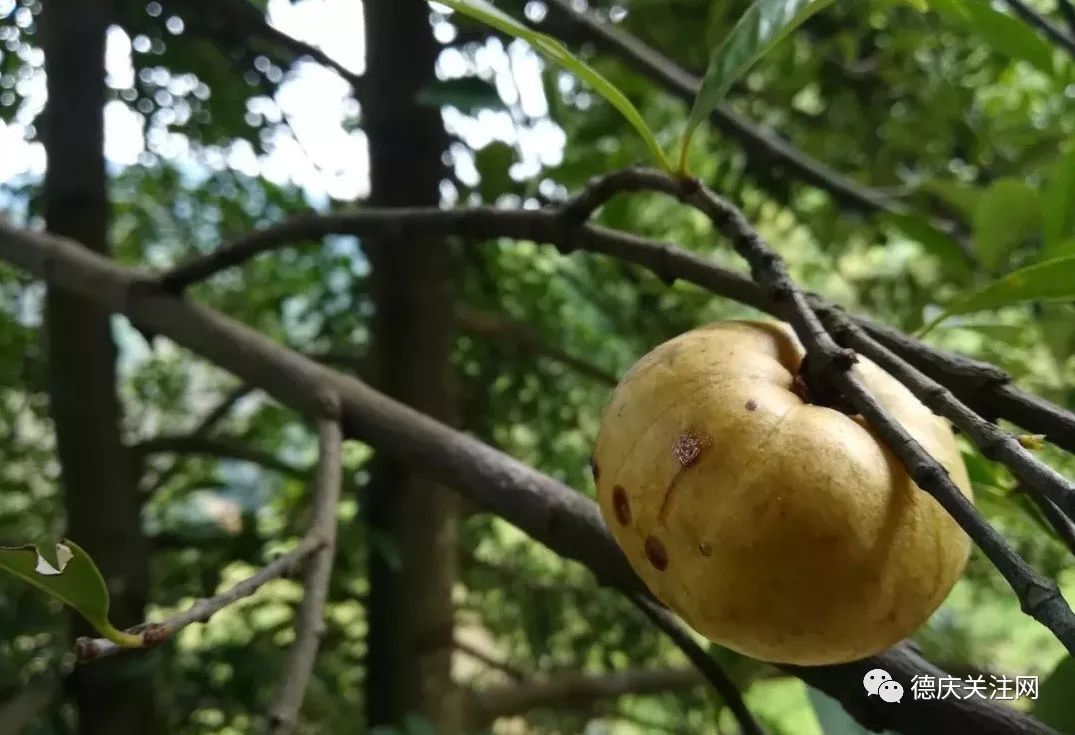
793 355 856 414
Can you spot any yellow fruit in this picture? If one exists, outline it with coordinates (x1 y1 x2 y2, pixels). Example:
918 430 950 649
592 320 972 665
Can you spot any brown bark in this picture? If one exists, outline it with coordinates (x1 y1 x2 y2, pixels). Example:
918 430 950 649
40 2 158 733
0 221 1056 735
362 1 460 731
463 667 704 729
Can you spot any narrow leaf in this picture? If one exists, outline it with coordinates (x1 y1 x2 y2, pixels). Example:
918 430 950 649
885 213 971 278
931 0 1055 74
920 255 1075 334
1043 147 1075 251
1035 657 1075 732
973 178 1040 271
682 0 836 166
0 540 140 646
433 0 673 171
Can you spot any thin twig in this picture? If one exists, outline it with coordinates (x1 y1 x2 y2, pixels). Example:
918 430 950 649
76 535 323 660
157 205 1075 455
815 304 1075 523
170 0 365 91
1019 487 1075 558
1059 0 1075 36
0 217 1054 734
267 395 343 734
630 594 764 735
134 433 308 479
541 0 971 264
453 636 527 682
998 0 1075 57
597 167 1075 657
854 316 1075 454
138 384 254 492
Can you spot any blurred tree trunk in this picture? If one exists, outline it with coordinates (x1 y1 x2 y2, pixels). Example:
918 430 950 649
362 1 461 732
41 2 158 733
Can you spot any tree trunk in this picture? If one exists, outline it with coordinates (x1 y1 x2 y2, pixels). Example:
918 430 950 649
362 1 460 732
41 3 158 733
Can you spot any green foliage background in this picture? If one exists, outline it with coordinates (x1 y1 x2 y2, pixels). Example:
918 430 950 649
2 0 1075 732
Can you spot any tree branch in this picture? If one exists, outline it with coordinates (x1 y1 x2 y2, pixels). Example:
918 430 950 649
856 318 1075 455
465 663 703 728
133 433 308 479
453 636 527 682
138 384 255 493
457 305 617 386
814 304 1075 523
631 594 763 735
572 167 1075 656
168 0 365 91
267 400 343 735
0 219 1057 734
0 679 59 734
157 198 1075 456
540 0 966 252
1058 0 1075 37
76 534 324 660
998 0 1075 57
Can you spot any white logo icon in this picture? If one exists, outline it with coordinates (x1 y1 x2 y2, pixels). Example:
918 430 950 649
878 679 904 703
864 668 898 701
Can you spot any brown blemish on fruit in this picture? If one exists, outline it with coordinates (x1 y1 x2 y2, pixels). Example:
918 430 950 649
745 399 758 411
672 431 710 467
659 430 711 521
698 542 713 557
644 535 668 570
612 485 632 526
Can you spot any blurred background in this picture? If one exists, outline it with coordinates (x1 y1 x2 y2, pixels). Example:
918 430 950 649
1 0 1074 733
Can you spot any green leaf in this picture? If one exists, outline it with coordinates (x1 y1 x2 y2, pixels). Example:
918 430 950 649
474 141 518 201
961 448 1006 489
0 540 141 646
1035 657 1075 733
886 213 971 278
808 687 900 734
1043 238 1075 261
973 178 1040 271
434 0 672 171
920 255 1075 334
931 0 1055 74
682 0 836 167
923 179 982 220
417 77 505 115
1043 147 1075 252
937 321 1025 340
1039 303 1075 369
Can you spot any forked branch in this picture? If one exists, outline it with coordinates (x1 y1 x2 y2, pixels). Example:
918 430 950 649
0 216 1051 734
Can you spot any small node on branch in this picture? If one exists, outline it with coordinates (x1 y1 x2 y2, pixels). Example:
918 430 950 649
676 174 702 195
141 622 170 648
75 637 100 661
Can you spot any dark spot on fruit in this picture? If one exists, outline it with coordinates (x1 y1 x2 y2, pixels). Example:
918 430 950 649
612 485 631 525
698 542 712 557
658 431 712 522
672 431 710 467
745 399 758 411
644 536 668 570
589 455 600 482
